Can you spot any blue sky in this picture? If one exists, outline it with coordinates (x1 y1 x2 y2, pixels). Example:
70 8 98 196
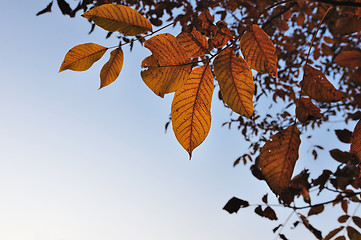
0 1 355 240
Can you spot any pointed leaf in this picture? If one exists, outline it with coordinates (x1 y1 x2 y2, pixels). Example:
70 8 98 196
334 236 346 240
323 227 344 240
263 206 278 220
36 1 53 16
141 33 192 97
171 65 214 158
82 4 152 36
213 20 233 49
213 48 254 117
300 214 323 240
176 27 209 58
308 205 324 216
335 129 352 143
352 216 361 229
302 65 344 102
347 226 361 240
338 215 350 223
296 97 322 124
59 43 108 72
259 124 301 195
240 24 278 77
100 48 124 89
57 0 73 17
335 50 361 69
223 197 249 214
330 149 353 163
351 120 361 160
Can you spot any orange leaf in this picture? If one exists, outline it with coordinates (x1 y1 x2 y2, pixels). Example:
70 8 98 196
213 48 254 118
176 27 209 58
335 50 361 69
59 43 108 72
351 119 361 160
301 65 344 102
259 124 301 195
141 33 192 97
82 4 152 36
100 48 124 89
213 21 233 49
240 24 278 77
295 97 322 125
171 65 214 158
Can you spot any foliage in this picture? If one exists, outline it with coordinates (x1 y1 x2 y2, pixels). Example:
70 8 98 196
39 0 361 239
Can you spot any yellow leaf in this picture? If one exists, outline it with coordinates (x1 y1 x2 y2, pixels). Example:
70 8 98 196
240 24 278 77
141 33 192 97
335 50 361 69
351 119 361 160
301 65 344 102
100 47 124 89
213 48 254 118
176 27 209 58
171 65 214 158
259 124 301 195
82 4 152 36
59 43 108 72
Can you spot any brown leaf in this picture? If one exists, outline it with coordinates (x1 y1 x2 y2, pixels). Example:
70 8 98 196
332 16 361 35
197 9 217 38
335 50 361 69
341 199 348 214
240 24 278 77
297 12 305 26
352 216 361 229
296 97 322 125
223 197 249 214
100 48 124 89
335 129 353 143
262 194 268 204
259 124 301 195
36 1 53 16
330 149 353 163
213 48 254 118
334 236 346 240
254 205 264 217
302 65 344 102
347 226 361 240
338 215 350 223
141 33 192 97
300 214 323 239
213 21 233 48
323 227 344 240
263 206 278 220
308 205 324 216
351 120 361 160
176 27 209 58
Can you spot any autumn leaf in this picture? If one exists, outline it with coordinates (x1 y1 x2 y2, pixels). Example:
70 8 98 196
351 119 361 160
176 27 209 58
259 124 301 195
347 226 361 240
100 48 124 89
59 43 108 72
141 33 192 97
301 65 344 102
223 197 250 214
335 50 361 69
352 216 361 229
240 24 278 77
171 65 214 158
338 215 350 223
213 48 254 118
213 21 233 49
308 205 324 216
197 9 217 38
335 129 352 143
36 1 53 16
295 97 322 124
323 227 344 240
82 4 152 36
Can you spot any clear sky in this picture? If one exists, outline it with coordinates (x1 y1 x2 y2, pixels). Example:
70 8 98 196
0 1 353 240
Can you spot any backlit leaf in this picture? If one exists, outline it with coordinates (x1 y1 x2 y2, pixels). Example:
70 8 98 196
213 20 233 49
99 48 124 89
259 124 301 195
351 119 361 160
295 97 322 124
223 197 250 214
82 4 152 36
323 227 344 240
213 48 254 118
301 65 344 102
335 50 361 69
59 43 108 72
240 24 278 77
141 33 192 97
171 65 214 158
308 205 324 216
176 27 209 58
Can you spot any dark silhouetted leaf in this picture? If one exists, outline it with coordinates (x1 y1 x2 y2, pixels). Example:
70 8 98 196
254 205 264 217
335 129 353 143
57 0 74 17
334 236 346 240
347 226 361 240
36 1 53 16
352 216 361 229
263 206 278 220
338 215 350 223
279 234 288 240
329 149 353 163
351 120 361 161
273 224 282 233
308 205 324 216
323 226 344 240
296 97 322 124
341 199 348 214
300 214 323 239
262 194 268 204
223 197 249 214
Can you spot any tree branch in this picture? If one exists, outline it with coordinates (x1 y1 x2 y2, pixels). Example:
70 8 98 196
311 0 361 7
